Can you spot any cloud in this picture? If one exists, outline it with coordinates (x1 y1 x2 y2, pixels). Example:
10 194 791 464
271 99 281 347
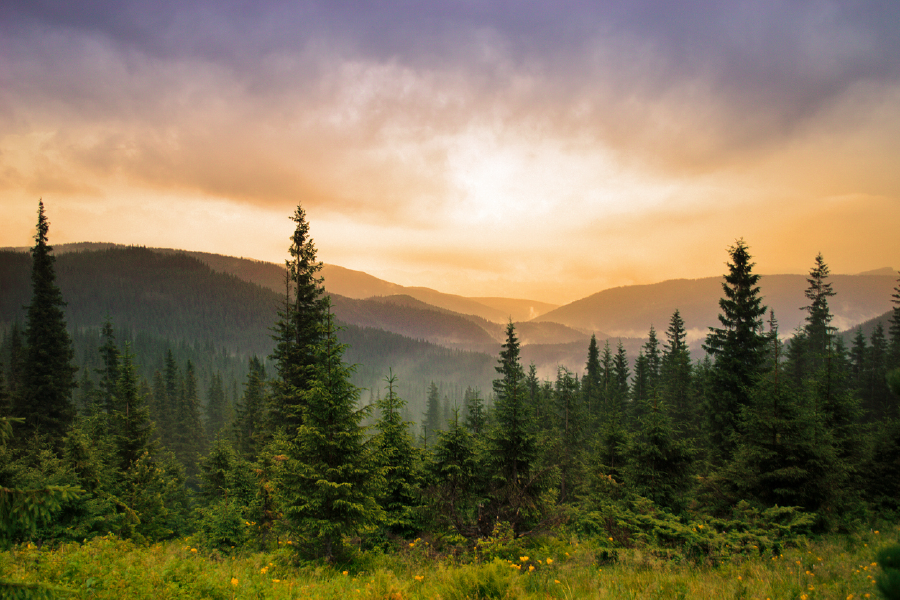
2 1 899 302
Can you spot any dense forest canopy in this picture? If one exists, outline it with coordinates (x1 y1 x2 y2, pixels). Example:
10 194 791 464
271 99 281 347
2 202 899 595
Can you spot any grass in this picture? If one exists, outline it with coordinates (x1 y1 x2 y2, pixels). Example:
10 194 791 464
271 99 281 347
1 527 896 599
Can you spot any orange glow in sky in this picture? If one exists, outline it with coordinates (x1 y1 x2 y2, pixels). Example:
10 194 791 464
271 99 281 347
2 3 899 303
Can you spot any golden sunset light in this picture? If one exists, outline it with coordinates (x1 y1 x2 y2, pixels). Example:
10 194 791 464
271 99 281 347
2 2 899 303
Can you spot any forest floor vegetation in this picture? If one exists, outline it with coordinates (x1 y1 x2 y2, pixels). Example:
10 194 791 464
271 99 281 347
1 526 896 599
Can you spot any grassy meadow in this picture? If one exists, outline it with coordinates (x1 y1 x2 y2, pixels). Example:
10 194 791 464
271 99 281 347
2 526 896 599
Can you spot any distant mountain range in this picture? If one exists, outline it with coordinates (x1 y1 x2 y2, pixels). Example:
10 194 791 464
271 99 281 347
2 243 896 379
534 273 897 343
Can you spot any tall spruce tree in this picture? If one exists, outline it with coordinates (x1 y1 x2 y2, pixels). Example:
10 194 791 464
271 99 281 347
16 201 77 440
582 334 602 423
269 204 329 436
486 321 537 529
703 239 768 460
280 305 380 558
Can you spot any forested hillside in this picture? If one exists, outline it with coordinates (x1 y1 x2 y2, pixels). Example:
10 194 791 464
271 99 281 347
2 206 899 600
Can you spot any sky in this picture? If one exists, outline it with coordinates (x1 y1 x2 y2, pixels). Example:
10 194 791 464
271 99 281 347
2 1 899 304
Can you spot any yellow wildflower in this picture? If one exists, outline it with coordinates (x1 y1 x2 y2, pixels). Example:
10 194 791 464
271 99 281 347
555 579 561 584
520 556 529 562
608 537 614 542
343 571 349 576
546 558 553 565
231 578 239 587
528 565 535 572
190 548 197 553
414 575 424 582
261 566 268 575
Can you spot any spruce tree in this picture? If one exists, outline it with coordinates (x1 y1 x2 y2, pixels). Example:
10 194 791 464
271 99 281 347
624 393 692 512
269 204 329 436
486 321 537 529
205 372 228 442
112 343 154 471
426 408 479 536
423 381 441 447
97 319 120 416
703 239 768 460
661 310 693 429
233 356 267 459
173 360 205 481
16 201 77 441
582 334 602 423
643 325 662 392
802 253 836 360
489 321 534 487
373 371 420 535
729 311 828 510
553 366 582 503
280 306 380 558
463 387 486 435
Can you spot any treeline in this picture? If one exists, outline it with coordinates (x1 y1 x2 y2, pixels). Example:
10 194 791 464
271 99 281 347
2 204 899 565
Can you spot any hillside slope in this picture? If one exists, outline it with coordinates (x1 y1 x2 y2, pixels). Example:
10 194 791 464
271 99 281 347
534 273 897 340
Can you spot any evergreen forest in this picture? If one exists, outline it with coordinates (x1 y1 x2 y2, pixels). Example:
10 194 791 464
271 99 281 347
2 202 899 599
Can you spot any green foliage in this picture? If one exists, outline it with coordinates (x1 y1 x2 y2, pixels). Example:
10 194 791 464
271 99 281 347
279 308 382 559
877 543 900 600
16 202 78 441
373 371 421 536
704 239 769 461
426 410 480 537
443 558 515 600
269 204 329 437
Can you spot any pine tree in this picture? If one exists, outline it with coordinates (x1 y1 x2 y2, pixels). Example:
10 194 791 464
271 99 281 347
661 310 693 429
423 381 441 447
582 334 602 423
173 360 205 481
373 371 421 535
644 326 662 392
624 393 692 512
463 387 486 435
802 253 836 360
426 408 479 537
553 366 582 503
233 356 267 459
112 343 154 471
280 306 381 558
205 372 228 442
489 321 534 487
486 321 537 529
703 239 768 460
729 311 829 511
96 319 120 416
16 201 77 441
269 204 329 436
